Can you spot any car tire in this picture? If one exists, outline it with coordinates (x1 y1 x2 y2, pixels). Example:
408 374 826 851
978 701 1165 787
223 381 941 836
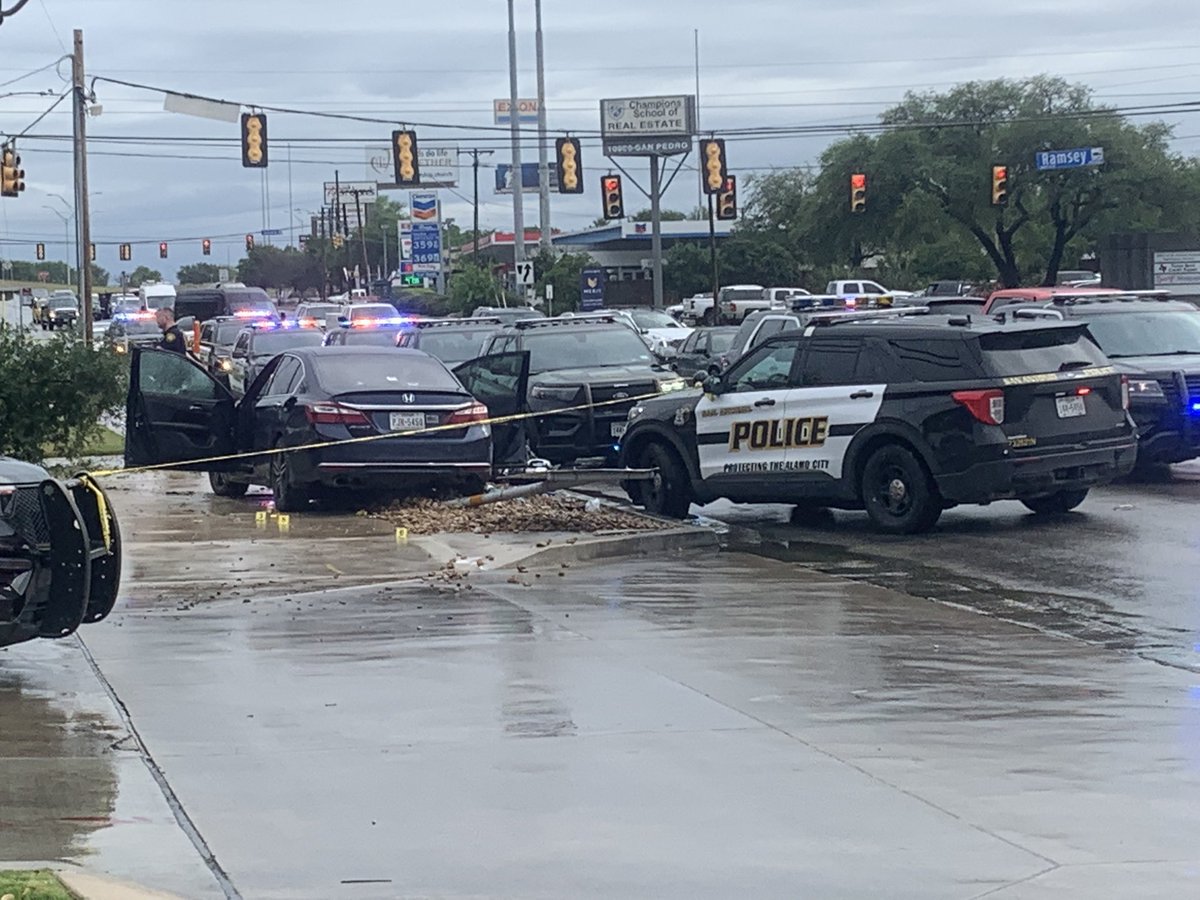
1021 489 1088 516
860 444 942 534
270 448 310 512
208 471 249 498
637 442 693 519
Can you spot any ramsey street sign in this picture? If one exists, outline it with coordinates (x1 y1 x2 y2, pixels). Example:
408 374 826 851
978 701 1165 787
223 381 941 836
1036 147 1105 171
600 95 696 157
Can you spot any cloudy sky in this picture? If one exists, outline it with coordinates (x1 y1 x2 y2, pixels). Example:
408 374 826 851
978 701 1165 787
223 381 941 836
0 0 1198 278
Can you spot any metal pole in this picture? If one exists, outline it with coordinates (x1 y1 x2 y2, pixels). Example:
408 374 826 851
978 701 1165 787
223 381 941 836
650 155 664 309
287 143 294 247
354 190 370 291
694 29 702 215
381 225 388 280
708 191 719 310
506 0 525 265
535 0 551 253
473 149 480 249
72 29 93 342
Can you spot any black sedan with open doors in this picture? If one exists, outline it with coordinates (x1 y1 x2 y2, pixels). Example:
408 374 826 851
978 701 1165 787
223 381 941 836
124 346 530 510
0 458 122 648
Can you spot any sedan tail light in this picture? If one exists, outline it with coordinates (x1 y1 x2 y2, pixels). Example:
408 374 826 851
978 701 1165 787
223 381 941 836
952 389 1005 425
304 403 370 426
445 402 490 426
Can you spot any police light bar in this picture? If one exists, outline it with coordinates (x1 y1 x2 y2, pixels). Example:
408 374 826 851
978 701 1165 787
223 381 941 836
234 309 273 318
351 316 409 328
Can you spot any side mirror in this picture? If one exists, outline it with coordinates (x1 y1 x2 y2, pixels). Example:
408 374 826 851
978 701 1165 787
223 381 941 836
702 375 725 395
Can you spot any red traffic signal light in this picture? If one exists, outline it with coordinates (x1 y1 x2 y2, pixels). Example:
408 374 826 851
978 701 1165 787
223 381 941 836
556 137 583 194
716 176 738 221
392 130 420 186
991 165 1009 206
245 233 255 252
850 173 867 213
700 138 728 195
202 238 212 256
241 113 267 168
601 175 624 220
159 242 168 259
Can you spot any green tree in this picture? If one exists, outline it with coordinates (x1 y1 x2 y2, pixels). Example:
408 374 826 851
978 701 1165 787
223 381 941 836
176 263 222 285
127 266 162 287
0 327 126 463
631 208 689 223
448 263 503 315
238 246 323 294
532 249 595 313
90 264 111 288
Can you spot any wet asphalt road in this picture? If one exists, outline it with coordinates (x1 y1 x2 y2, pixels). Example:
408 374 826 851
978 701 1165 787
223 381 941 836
3 467 1200 897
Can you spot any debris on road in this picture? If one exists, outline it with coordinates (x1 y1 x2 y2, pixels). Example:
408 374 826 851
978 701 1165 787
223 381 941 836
370 492 663 536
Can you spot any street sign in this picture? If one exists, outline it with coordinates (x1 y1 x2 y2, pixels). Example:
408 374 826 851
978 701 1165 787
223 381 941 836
1153 250 1200 290
410 222 442 272
514 261 535 287
368 144 458 188
495 163 561 195
494 98 540 126
260 228 283 236
1035 147 1105 171
600 95 696 157
219 268 230 282
580 268 606 311
398 220 413 261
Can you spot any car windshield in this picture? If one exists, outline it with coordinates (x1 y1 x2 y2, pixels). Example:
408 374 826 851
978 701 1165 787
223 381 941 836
215 323 245 344
142 295 173 309
626 309 681 330
250 330 325 357
49 298 76 308
709 330 737 353
349 304 397 320
312 354 460 394
1081 311 1200 357
522 327 655 374
116 320 161 336
299 305 339 318
342 328 404 346
417 329 494 364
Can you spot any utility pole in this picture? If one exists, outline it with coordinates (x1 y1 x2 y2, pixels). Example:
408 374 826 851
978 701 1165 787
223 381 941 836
535 0 551 254
707 191 719 306
506 0 525 266
458 148 495 255
650 156 664 309
72 29 93 342
347 187 371 290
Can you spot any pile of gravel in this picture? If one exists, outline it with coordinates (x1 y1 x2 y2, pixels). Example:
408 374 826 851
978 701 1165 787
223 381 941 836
369 492 664 535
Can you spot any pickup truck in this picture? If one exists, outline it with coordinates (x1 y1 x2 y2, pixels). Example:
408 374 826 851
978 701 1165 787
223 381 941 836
680 293 714 324
826 279 913 300
714 284 766 323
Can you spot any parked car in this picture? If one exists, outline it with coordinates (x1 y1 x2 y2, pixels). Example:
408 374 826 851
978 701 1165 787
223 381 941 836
826 279 913 300
197 316 251 381
715 284 766 324
395 318 505 364
226 322 325 396
670 326 739 379
42 294 78 330
680 293 714 324
323 323 411 347
480 317 687 465
105 311 162 353
472 306 542 323
563 308 693 355
723 299 854 370
994 294 1200 466
294 302 343 330
0 458 121 648
337 303 402 328
175 285 279 324
124 346 529 510
982 286 1151 315
619 313 1136 533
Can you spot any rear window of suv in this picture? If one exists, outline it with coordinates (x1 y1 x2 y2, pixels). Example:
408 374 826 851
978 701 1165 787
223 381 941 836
977 328 1108 376
521 327 654 373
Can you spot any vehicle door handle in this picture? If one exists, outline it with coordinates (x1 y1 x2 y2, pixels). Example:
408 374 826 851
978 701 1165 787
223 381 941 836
849 390 875 400
188 404 206 413
754 398 776 408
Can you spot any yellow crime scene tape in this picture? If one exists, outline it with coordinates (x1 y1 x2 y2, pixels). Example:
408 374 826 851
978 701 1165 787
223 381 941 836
87 388 671 479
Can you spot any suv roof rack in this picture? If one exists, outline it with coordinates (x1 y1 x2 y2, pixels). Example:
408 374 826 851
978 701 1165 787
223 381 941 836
415 317 503 328
804 306 934 328
512 315 620 330
1050 290 1173 306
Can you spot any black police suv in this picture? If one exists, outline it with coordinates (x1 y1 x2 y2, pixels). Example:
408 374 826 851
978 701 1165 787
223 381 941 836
0 458 121 647
124 346 529 511
998 296 1200 466
395 317 505 365
618 313 1137 534
480 317 689 465
226 322 325 396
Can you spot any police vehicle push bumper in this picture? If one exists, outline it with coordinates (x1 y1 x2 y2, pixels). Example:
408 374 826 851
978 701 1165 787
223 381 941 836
0 459 122 648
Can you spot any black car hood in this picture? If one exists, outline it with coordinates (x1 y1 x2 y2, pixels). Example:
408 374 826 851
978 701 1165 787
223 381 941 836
530 364 670 386
633 389 703 417
0 457 52 487
1109 353 1200 376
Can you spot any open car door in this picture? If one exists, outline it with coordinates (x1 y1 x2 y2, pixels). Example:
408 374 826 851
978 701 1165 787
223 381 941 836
453 351 531 467
125 347 237 470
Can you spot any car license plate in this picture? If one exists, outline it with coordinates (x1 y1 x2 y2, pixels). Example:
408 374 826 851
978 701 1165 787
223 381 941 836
1055 396 1086 418
610 422 627 439
389 412 426 432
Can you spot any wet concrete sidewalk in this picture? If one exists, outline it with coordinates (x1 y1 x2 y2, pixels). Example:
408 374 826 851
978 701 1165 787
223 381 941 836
80 550 1200 898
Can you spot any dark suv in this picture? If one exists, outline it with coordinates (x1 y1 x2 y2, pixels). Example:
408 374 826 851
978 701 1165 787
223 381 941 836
480 317 688 465
618 312 1136 533
395 317 505 364
997 296 1200 465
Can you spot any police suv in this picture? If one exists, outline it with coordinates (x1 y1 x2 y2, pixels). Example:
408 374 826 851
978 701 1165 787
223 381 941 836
618 311 1137 533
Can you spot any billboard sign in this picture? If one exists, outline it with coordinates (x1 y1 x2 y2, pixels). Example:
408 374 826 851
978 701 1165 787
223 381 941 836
410 222 442 272
580 268 606 311
494 98 540 125
1153 250 1200 290
600 95 695 157
367 143 459 188
495 163 560 194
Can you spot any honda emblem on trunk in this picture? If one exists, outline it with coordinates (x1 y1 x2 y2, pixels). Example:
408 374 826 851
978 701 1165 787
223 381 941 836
401 393 416 404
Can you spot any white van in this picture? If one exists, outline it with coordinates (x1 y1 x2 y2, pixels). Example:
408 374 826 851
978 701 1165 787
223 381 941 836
138 282 177 311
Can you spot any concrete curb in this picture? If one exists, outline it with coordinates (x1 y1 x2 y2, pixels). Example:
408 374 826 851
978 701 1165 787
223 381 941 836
498 526 718 570
0 868 188 900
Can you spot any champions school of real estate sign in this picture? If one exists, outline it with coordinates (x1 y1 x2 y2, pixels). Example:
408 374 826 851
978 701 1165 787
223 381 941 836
600 95 696 157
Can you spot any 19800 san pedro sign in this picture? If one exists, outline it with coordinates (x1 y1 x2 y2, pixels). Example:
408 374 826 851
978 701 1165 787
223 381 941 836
600 95 696 157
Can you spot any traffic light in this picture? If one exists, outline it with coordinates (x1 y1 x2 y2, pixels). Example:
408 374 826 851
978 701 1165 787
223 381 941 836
119 243 131 262
202 238 212 256
991 165 1009 206
556 137 582 194
159 242 168 259
716 176 738 221
331 233 345 250
245 233 255 252
241 113 267 168
90 243 96 262
1 143 25 198
849 173 867 213
700 138 728 195
392 130 420 186
35 243 44 261
601 175 624 220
